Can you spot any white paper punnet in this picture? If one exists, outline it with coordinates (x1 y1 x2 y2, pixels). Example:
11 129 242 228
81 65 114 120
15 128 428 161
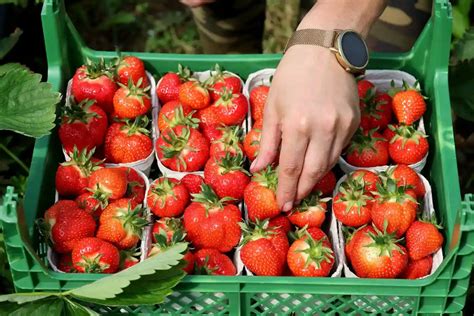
243 68 275 131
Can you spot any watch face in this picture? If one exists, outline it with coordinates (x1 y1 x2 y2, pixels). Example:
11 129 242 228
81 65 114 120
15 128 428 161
339 31 368 69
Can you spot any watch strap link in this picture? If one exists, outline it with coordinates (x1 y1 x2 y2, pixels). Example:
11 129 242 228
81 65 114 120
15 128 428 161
284 29 337 53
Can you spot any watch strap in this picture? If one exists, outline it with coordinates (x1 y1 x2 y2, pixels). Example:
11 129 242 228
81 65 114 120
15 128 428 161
284 29 338 53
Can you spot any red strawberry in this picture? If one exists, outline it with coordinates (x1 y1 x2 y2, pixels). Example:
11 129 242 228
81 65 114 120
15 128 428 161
183 185 241 252
96 199 147 249
212 90 248 126
59 99 108 153
71 61 117 114
152 217 183 243
116 56 147 87
243 120 262 161
122 167 146 205
383 125 397 141
240 219 289 276
359 91 393 130
399 256 433 279
333 180 372 227
204 153 250 202
180 174 205 195
344 225 372 262
347 169 380 195
119 249 140 270
312 170 337 196
350 225 408 278
357 79 375 99
391 82 426 125
75 192 105 218
72 237 120 273
156 125 210 172
387 164 426 197
268 215 292 234
346 128 389 167
406 220 443 260
288 192 328 228
179 80 210 110
388 125 429 165
244 165 280 221
113 79 151 119
156 65 191 104
249 85 269 123
56 147 101 197
209 125 243 158
43 200 78 230
88 167 128 200
104 116 153 163
146 177 190 217
157 101 197 132
194 248 236 276
207 65 242 101
57 253 75 273
287 227 335 277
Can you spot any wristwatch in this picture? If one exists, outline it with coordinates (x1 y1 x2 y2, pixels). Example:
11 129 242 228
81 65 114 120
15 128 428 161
284 29 369 75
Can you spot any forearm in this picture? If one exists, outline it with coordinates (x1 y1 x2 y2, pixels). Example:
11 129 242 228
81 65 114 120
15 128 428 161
298 0 387 37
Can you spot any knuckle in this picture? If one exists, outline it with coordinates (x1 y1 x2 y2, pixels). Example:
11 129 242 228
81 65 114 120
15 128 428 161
280 164 302 178
305 167 326 180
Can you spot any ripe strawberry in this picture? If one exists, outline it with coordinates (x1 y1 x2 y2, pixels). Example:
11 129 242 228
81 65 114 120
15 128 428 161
350 225 408 278
146 177 190 217
183 185 241 252
97 199 147 249
43 200 78 229
346 128 389 167
104 116 153 163
406 220 443 260
386 164 426 197
357 79 374 99
268 215 292 234
333 180 372 227
157 101 198 132
209 125 243 158
116 55 147 87
312 170 337 196
113 78 151 119
179 80 210 110
76 192 106 218
122 167 146 205
359 91 393 130
344 225 372 262
347 169 380 195
119 249 140 270
59 99 108 153
249 85 269 122
243 120 262 161
391 82 426 125
212 89 248 126
244 165 280 221
288 192 328 228
399 256 433 279
240 219 289 276
180 174 205 195
388 125 429 165
156 125 210 172
152 217 183 243
194 248 236 276
71 61 117 114
156 65 191 104
57 253 75 273
383 125 397 141
204 153 250 202
207 65 242 101
72 237 120 273
287 227 335 277
88 167 128 200
56 147 101 197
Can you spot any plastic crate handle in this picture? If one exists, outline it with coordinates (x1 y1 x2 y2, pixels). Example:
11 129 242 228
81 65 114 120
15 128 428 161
0 186 18 224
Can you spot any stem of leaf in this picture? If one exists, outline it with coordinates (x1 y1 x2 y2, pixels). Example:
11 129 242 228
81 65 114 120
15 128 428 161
0 143 29 174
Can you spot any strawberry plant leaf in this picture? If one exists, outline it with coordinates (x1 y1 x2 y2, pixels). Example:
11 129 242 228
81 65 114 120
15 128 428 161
0 28 22 60
63 297 99 316
0 293 55 304
0 296 64 316
454 28 474 61
449 59 474 122
0 63 60 137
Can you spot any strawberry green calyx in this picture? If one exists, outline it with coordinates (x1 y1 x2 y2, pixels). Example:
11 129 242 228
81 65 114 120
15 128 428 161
78 254 109 273
177 63 192 81
217 153 251 175
292 191 330 214
116 203 148 236
366 224 405 257
215 87 237 104
348 128 385 155
151 229 187 256
297 233 334 269
239 219 277 246
120 115 150 136
216 125 243 144
389 124 427 149
389 80 425 98
151 178 178 208
204 63 226 86
192 184 234 211
194 255 217 275
373 178 418 205
118 77 151 98
163 105 199 129
252 165 278 192
337 179 371 215
61 146 103 177
84 58 115 80
63 98 100 124
160 127 191 159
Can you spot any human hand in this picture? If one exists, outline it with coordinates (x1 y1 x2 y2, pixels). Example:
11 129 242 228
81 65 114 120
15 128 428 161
180 0 216 8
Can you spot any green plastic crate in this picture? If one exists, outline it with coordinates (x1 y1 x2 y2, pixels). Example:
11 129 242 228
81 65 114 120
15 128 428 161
1 0 473 314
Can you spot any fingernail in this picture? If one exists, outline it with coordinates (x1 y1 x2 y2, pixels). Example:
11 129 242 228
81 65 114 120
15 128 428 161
282 201 293 212
250 158 258 171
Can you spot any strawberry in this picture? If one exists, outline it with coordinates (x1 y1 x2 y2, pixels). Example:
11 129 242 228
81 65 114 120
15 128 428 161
243 120 262 161
244 165 280 221
156 65 191 104
406 220 443 260
383 125 397 141
104 116 153 163
333 180 372 227
179 80 210 110
43 200 78 231
391 82 426 125
268 215 292 234
207 65 242 101
72 237 120 273
386 164 426 197
96 199 147 249
152 217 183 243
183 185 241 252
116 55 147 87
346 128 389 167
399 256 433 279
146 177 190 217
211 89 248 126
55 147 101 197
156 125 210 172
194 248 236 276
59 99 108 153
180 174 205 195
347 169 380 195
312 170 337 196
249 85 269 123
113 78 151 119
204 153 250 202
240 219 289 276
76 192 106 218
88 167 128 200
350 225 408 278
119 249 140 270
57 253 75 273
357 79 375 99
157 101 198 132
359 91 393 131
71 61 117 115
288 192 328 228
388 125 429 165
287 227 335 277
344 225 372 262
209 125 243 158
122 167 146 205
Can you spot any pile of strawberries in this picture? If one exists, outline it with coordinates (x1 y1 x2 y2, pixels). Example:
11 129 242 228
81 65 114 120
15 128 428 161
43 161 148 273
59 56 153 164
333 164 443 279
344 79 429 168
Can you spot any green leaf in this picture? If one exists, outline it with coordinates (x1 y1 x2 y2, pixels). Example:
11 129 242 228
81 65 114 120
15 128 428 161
452 6 470 39
63 298 99 316
0 0 28 7
0 28 22 60
69 243 186 302
0 63 60 137
457 0 472 16
449 59 474 121
0 297 64 316
454 28 474 61
0 293 55 304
